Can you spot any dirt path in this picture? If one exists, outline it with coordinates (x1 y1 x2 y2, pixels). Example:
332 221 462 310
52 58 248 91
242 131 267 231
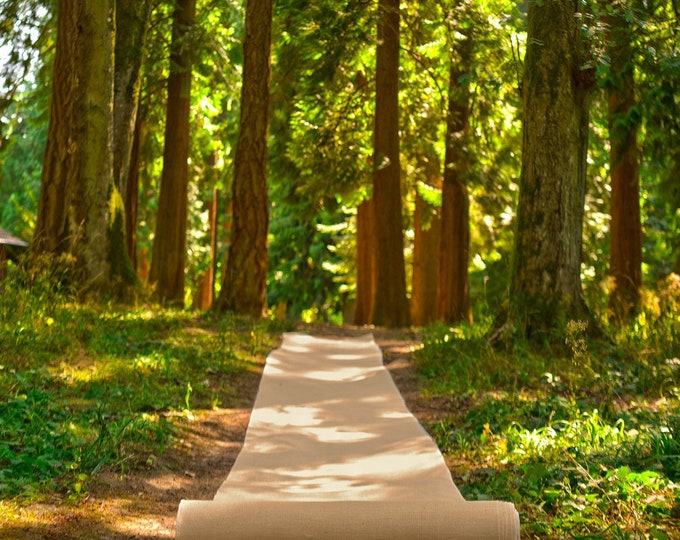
4 327 444 539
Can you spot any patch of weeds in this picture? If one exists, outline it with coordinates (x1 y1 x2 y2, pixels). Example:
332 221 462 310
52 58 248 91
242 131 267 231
0 274 277 502
416 304 680 538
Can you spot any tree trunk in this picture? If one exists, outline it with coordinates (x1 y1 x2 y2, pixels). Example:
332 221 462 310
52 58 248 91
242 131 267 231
506 0 595 340
125 110 143 270
113 0 150 203
215 0 274 317
353 197 376 325
114 0 150 274
32 0 115 296
370 0 410 327
607 7 642 320
193 190 218 310
411 166 441 327
150 0 196 304
437 36 473 325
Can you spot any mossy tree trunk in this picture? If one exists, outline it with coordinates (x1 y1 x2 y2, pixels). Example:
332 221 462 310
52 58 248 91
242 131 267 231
215 0 274 317
437 34 473 325
370 0 410 327
113 0 151 279
150 0 196 304
32 0 115 297
607 5 642 320
506 0 595 340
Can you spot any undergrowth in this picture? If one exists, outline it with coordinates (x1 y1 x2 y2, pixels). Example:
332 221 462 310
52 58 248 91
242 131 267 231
0 268 279 502
414 295 680 539
2 262 679 539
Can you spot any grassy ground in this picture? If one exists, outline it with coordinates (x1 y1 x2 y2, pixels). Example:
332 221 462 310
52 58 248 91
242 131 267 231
0 279 282 505
413 307 680 539
0 272 678 538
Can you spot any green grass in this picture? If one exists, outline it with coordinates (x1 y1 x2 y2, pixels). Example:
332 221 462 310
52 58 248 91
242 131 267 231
414 307 680 539
0 272 280 501
2 265 679 538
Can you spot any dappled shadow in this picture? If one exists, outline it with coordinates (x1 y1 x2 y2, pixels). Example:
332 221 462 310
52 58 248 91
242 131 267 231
2 327 509 539
211 333 460 503
176 333 519 539
2 401 258 539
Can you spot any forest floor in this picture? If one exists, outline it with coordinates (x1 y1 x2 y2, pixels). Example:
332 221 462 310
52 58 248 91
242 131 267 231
4 326 438 539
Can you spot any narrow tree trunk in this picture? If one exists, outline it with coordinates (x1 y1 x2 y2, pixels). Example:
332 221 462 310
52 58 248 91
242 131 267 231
150 0 196 304
32 1 115 296
193 191 218 310
607 8 641 320
353 197 376 325
371 0 410 327
113 0 150 203
506 0 595 340
125 110 143 270
215 0 274 317
437 36 473 325
411 156 441 327
113 0 150 280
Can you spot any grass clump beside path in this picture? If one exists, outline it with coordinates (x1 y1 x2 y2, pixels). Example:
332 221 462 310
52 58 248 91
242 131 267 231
414 309 680 539
0 276 280 505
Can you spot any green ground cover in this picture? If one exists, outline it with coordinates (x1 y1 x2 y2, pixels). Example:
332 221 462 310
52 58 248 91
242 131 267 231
0 275 280 502
414 307 680 539
1 270 678 538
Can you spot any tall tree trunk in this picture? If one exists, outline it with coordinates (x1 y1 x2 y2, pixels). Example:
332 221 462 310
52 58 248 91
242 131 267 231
114 0 150 274
437 35 473 325
411 158 441 327
505 0 595 340
113 0 150 203
150 0 196 304
107 0 150 294
32 0 115 296
215 0 274 317
607 7 642 320
353 197 376 325
125 110 143 270
370 0 410 327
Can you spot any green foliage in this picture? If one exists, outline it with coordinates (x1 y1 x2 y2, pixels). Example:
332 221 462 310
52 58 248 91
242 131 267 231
0 269 277 500
0 85 48 239
415 303 680 538
267 198 350 323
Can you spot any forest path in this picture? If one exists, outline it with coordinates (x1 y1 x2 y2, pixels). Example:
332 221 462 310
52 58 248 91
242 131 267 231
5 326 449 539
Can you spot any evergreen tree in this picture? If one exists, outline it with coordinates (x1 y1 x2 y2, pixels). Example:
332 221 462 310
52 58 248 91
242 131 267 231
503 0 596 340
32 0 116 297
370 0 410 327
215 0 274 317
150 0 196 304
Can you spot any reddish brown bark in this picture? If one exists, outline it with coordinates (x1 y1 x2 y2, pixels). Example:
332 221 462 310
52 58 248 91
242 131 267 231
150 0 196 304
437 37 473 325
411 183 441 327
353 197 376 325
370 0 410 327
215 0 274 317
607 10 642 320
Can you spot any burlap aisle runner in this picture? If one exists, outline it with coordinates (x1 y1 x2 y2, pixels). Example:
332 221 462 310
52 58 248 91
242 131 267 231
176 333 520 539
